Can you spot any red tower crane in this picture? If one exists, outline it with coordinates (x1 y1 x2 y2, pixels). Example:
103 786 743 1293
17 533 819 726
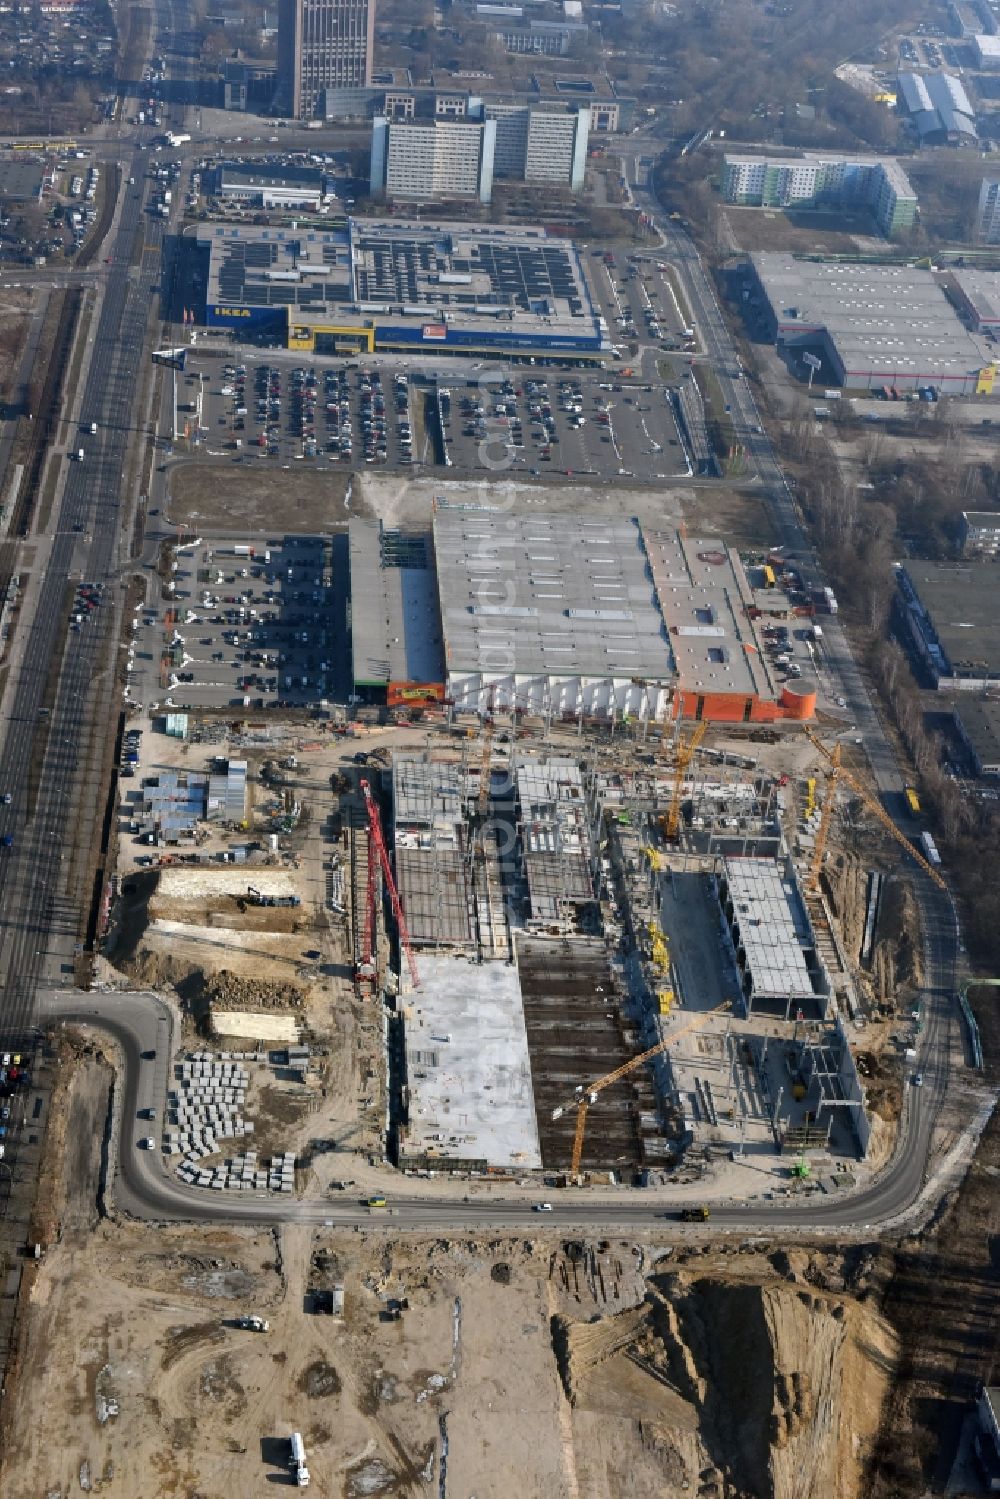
359 778 421 992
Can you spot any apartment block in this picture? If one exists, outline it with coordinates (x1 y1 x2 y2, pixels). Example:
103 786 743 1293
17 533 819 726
370 117 497 203
721 153 917 238
959 510 1000 558
482 102 589 190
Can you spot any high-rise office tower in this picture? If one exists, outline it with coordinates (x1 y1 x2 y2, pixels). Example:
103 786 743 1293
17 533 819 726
976 178 1000 245
277 0 375 120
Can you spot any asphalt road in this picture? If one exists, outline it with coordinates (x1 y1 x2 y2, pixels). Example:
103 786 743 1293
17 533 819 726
0 166 164 1046
41 986 949 1233
0 0 192 1245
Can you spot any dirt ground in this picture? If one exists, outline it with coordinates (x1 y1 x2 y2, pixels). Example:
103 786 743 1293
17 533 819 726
720 204 888 257
679 483 775 547
165 465 699 536
0 287 34 402
167 462 351 533
0 1048 900 1499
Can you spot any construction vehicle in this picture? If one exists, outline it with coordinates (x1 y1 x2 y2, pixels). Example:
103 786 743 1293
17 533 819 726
289 1432 310 1488
663 720 707 839
235 1314 269 1332
552 1002 731 1177
358 780 420 992
679 1205 710 1222
246 886 301 908
803 728 947 892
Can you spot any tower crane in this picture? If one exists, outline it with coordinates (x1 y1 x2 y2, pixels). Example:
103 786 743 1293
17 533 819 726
808 739 841 894
478 685 495 822
552 1001 731 1178
359 779 421 992
802 728 947 892
664 719 707 839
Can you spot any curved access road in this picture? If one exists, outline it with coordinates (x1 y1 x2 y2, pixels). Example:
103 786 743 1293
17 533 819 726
39 982 957 1234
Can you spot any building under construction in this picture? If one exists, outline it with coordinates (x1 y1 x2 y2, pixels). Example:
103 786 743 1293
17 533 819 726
383 733 873 1175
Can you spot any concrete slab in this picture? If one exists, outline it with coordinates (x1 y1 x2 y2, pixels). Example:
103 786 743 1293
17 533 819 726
401 954 541 1169
210 1012 300 1043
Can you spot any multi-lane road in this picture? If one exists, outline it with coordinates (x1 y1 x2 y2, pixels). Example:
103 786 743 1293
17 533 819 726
0 0 190 1214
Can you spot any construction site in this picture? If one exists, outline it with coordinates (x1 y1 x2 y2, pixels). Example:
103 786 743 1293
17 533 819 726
0 569 960 1499
343 698 942 1191
0 704 940 1499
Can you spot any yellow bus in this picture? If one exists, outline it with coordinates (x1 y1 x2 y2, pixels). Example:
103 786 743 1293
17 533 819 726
905 787 921 815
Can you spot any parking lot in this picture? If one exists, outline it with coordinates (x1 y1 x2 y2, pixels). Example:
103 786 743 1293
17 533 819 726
183 359 418 469
174 351 689 482
440 369 691 481
129 533 349 714
585 250 697 356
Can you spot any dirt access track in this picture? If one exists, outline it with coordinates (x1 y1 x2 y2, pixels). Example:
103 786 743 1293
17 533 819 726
0 1047 901 1499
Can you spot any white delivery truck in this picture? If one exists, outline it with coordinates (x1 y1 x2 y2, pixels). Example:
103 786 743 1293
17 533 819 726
289 1432 310 1487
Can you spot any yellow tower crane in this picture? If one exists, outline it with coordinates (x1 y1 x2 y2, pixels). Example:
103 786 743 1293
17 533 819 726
808 740 841 894
803 727 947 892
552 1002 731 1178
478 686 495 821
664 719 707 840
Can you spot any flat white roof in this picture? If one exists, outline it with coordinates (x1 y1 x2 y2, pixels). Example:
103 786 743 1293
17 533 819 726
403 955 541 1167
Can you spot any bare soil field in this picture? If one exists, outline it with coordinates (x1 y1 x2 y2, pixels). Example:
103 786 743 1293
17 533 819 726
167 462 351 533
0 287 33 402
0 1048 900 1499
721 205 887 257
167 465 693 536
680 483 774 546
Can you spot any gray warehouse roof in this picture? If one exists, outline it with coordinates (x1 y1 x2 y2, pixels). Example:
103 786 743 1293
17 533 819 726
901 561 1000 677
752 253 987 380
953 697 1000 773
433 505 675 682
642 528 777 701
349 519 444 687
723 858 815 1002
897 70 976 138
949 267 1000 327
0 161 44 201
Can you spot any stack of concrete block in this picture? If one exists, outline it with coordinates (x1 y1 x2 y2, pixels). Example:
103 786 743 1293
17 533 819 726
169 1055 251 1164
168 1051 295 1195
269 1152 297 1193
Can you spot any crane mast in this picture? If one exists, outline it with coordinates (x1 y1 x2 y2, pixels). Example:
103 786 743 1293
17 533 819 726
553 1002 731 1177
802 729 947 892
359 778 421 992
665 720 707 839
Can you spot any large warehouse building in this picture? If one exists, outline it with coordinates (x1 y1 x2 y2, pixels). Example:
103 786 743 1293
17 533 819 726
199 218 608 357
897 561 1000 690
348 519 446 706
750 252 996 394
896 70 977 145
432 506 676 722
947 266 1000 336
429 506 816 723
